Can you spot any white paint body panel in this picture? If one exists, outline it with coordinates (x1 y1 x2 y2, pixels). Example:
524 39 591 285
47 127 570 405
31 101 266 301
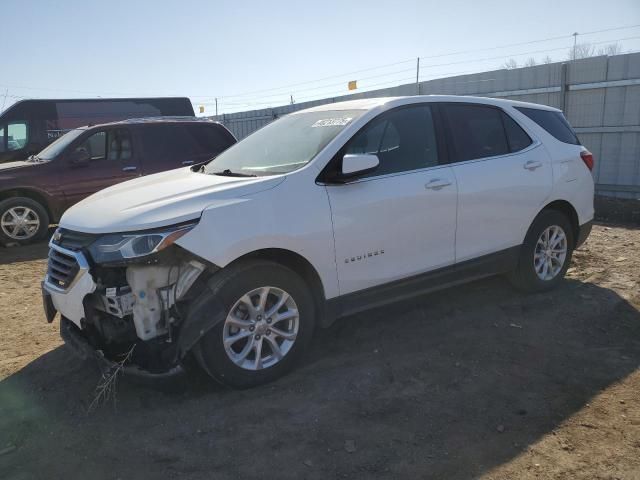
47 272 96 328
325 166 457 295
55 95 594 305
452 143 553 261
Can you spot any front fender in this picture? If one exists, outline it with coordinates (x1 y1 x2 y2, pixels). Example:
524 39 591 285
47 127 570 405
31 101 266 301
175 277 227 360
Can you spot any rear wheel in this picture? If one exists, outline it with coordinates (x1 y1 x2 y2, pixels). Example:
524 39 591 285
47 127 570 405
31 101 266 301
0 197 50 246
196 260 316 388
509 209 574 292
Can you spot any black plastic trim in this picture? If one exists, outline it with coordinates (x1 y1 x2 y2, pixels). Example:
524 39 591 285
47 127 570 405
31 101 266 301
575 220 593 249
326 246 520 320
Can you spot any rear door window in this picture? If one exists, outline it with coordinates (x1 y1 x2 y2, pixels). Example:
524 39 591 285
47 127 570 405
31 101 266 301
107 129 133 161
515 107 579 145
442 104 509 162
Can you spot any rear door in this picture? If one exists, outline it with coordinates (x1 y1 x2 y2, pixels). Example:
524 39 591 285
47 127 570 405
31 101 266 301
61 127 140 208
441 103 552 262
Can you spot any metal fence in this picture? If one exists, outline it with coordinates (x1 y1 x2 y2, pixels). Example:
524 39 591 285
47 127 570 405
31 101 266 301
212 52 640 198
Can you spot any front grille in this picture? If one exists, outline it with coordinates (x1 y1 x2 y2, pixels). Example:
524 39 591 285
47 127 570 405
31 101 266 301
47 248 81 290
52 228 97 251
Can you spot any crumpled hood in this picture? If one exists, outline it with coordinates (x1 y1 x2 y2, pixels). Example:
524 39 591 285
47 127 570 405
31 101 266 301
60 167 285 234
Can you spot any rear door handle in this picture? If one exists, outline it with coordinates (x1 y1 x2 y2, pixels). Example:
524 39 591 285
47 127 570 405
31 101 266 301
524 160 543 171
425 178 452 190
182 160 195 166
122 166 137 172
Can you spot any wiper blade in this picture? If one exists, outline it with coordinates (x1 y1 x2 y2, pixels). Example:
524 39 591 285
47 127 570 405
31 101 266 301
212 169 257 177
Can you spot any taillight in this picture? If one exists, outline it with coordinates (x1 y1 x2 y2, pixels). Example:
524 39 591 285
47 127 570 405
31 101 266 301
580 150 594 171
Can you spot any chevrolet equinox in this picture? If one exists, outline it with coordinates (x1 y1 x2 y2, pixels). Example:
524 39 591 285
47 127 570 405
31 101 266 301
42 96 594 388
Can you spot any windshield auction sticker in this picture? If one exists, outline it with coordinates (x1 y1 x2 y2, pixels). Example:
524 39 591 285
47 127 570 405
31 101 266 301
311 117 353 127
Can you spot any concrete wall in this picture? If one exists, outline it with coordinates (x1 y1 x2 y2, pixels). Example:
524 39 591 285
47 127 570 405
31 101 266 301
212 53 640 198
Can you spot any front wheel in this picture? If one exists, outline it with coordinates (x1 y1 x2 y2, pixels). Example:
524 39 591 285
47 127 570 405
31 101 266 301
0 197 50 247
195 260 316 388
509 209 574 292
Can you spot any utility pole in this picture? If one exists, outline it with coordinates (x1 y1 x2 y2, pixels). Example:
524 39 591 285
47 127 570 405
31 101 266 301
290 95 294 105
572 32 579 60
416 57 420 95
215 97 218 116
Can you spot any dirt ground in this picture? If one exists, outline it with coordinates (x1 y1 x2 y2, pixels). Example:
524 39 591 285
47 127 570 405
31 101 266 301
0 224 638 480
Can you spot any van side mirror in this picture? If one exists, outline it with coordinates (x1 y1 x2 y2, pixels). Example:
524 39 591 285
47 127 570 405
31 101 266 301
340 153 379 180
69 148 91 166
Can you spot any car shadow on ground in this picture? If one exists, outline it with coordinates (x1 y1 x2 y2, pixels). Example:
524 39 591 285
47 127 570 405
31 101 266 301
1 277 639 479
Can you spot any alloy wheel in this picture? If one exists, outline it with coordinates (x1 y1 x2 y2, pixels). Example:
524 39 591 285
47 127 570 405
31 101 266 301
0 206 40 240
533 225 568 281
222 286 299 371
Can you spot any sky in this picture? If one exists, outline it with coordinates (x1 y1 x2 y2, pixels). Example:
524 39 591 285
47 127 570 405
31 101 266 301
1 0 639 115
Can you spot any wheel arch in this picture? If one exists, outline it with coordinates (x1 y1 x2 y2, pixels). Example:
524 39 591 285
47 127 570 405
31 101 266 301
536 199 579 245
227 248 329 325
0 188 55 223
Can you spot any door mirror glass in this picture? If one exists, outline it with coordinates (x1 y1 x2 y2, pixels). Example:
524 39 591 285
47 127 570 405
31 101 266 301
341 153 379 178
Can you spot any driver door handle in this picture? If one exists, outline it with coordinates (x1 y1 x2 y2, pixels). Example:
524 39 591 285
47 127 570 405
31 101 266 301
524 160 543 171
122 166 137 172
425 178 452 190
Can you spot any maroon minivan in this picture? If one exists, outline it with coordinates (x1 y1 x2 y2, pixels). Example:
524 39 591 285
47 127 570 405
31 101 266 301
0 117 235 246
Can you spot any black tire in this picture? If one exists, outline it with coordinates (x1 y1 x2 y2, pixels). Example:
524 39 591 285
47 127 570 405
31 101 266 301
195 260 316 389
509 209 575 292
0 197 50 247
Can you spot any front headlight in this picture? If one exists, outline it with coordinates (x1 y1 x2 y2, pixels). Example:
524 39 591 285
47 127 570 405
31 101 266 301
88 222 197 264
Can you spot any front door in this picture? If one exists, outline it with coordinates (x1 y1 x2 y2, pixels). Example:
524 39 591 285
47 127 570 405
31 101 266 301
62 128 140 209
325 104 457 296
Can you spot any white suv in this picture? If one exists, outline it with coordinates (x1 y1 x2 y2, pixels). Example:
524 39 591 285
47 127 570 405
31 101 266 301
42 95 594 388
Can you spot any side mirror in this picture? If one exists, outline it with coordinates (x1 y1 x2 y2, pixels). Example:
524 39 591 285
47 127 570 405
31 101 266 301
340 153 379 180
69 148 90 166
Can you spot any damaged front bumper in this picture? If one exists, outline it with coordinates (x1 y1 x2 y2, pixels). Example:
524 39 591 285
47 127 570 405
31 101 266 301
59 316 185 382
42 238 214 380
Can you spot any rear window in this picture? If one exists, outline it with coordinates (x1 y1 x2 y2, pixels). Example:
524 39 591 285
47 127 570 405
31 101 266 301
515 107 579 145
187 124 235 154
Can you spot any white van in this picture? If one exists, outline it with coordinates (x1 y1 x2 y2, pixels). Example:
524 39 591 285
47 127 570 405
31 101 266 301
42 96 594 388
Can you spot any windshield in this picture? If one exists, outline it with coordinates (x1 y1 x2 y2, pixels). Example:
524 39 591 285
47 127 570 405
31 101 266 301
204 110 364 176
37 129 86 160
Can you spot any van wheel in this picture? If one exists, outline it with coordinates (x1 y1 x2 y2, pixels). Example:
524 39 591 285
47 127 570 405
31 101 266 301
509 209 574 292
0 197 50 247
195 260 316 389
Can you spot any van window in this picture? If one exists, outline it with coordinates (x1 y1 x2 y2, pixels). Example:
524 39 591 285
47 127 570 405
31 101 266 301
187 125 234 154
107 129 133 161
75 131 107 160
501 112 532 152
139 125 195 159
515 107 580 145
0 121 28 152
345 105 439 177
442 104 509 162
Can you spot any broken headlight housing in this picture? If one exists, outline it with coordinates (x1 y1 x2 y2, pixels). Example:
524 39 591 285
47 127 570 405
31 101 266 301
88 222 197 264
